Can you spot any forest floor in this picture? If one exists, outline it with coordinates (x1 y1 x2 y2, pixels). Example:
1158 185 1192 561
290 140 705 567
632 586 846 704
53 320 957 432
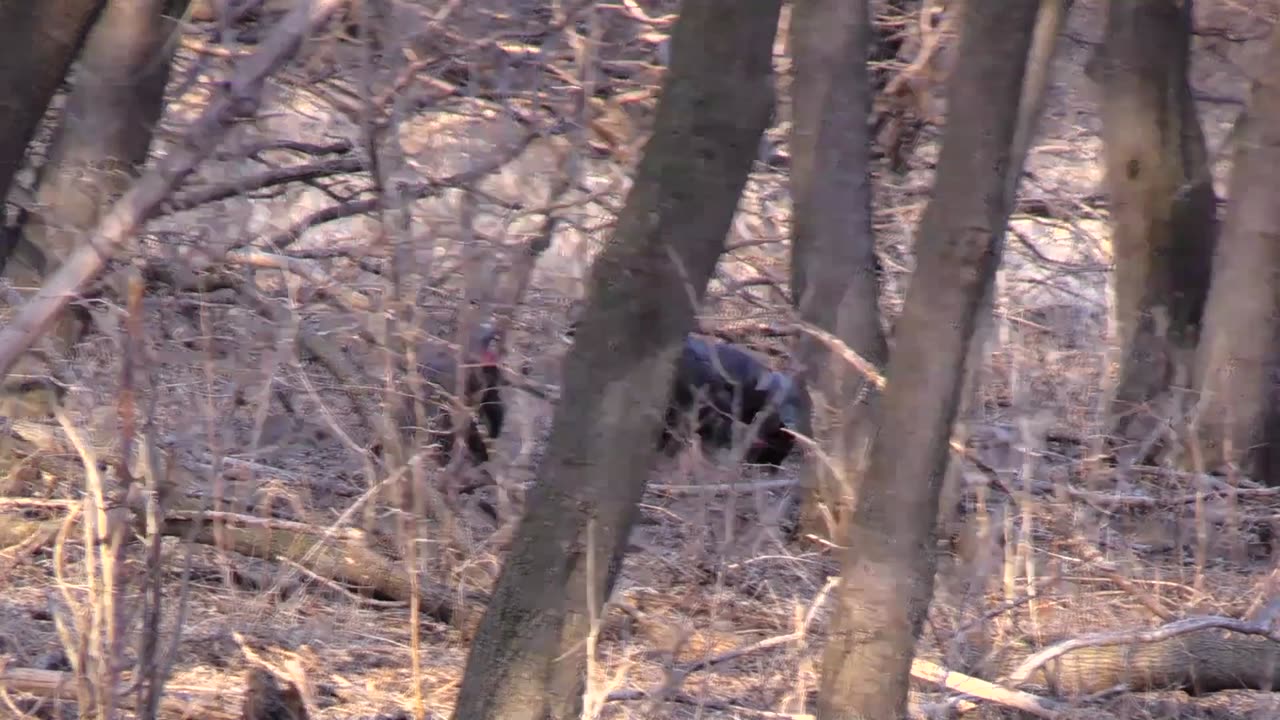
2 1 1279 719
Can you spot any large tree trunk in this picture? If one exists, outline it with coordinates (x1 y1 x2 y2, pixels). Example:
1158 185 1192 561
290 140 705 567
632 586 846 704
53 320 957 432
1189 24 1280 485
788 0 888 541
0 0 104 215
448 1 782 719
1096 0 1217 459
9 0 189 348
816 1 1039 717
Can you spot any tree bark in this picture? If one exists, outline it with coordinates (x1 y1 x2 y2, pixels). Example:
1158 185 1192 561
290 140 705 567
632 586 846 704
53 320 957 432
788 0 888 541
816 1 1039 717
1189 23 1280 485
1096 0 1217 457
939 0 1070 567
0 0 104 215
8 0 189 348
448 2 782 719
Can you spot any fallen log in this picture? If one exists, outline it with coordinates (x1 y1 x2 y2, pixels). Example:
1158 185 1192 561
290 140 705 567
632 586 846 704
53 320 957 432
0 667 240 719
0 509 476 623
161 514 462 622
1004 615 1280 696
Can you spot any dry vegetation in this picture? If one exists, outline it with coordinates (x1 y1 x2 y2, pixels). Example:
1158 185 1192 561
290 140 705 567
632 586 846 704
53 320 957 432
2 0 1280 718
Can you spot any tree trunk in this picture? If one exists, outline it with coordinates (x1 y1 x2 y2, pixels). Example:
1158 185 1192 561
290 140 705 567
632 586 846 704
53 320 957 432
816 1 1038 717
0 0 103 216
448 2 782 719
1096 0 1217 458
1189 24 1280 485
939 0 1070 564
9 0 189 348
788 0 888 541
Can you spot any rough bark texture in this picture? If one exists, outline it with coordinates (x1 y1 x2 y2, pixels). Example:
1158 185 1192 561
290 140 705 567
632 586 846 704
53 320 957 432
8 0 189 347
788 0 889 541
939 0 1070 569
448 1 781 718
1189 23 1280 485
1096 0 1217 456
1004 629 1280 696
0 0 103 212
816 1 1039 718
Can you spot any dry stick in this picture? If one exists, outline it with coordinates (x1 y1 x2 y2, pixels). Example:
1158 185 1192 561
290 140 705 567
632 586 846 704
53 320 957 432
228 138 355 160
912 659 1064 719
0 0 351 381
0 497 79 510
953 428 1181 623
163 155 365 212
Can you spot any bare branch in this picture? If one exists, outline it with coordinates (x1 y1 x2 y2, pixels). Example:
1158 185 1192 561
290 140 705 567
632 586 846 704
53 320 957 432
0 0 352 381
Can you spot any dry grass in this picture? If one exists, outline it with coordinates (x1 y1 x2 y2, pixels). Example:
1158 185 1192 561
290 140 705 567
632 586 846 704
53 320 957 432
2 0 1280 719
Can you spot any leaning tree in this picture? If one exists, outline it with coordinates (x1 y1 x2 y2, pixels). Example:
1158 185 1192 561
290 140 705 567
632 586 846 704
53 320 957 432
816 0 1041 715
448 1 783 718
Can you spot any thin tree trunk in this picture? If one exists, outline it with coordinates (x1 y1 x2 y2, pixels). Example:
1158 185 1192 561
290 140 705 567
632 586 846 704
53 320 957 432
816 1 1039 717
1190 23 1280 485
1096 0 1217 459
448 1 782 718
788 0 888 541
13 0 189 348
0 0 104 215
